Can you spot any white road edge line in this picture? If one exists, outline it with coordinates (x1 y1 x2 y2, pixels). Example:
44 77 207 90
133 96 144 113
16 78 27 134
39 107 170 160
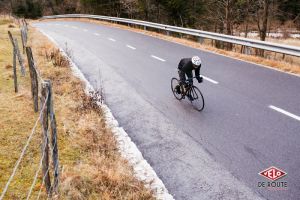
269 105 300 121
151 55 166 62
202 76 219 84
94 33 100 36
108 38 116 42
126 45 136 50
71 26 78 29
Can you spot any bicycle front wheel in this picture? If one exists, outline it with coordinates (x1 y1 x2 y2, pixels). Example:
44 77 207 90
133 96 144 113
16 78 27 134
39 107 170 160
190 86 205 111
171 78 183 100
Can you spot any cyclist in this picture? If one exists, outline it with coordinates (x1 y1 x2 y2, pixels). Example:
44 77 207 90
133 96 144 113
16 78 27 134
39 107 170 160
176 56 203 99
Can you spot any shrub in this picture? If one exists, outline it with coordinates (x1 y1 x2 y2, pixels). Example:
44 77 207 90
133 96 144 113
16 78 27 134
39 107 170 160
12 0 43 19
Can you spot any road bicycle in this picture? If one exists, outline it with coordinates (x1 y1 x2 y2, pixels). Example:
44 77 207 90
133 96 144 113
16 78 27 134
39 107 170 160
171 77 205 111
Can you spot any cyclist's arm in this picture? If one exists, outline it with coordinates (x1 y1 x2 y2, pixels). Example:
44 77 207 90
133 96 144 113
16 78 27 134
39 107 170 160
178 59 184 69
194 65 201 77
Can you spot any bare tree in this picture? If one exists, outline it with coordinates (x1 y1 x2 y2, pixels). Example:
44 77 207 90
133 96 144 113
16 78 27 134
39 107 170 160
120 0 138 19
255 0 271 41
206 0 240 49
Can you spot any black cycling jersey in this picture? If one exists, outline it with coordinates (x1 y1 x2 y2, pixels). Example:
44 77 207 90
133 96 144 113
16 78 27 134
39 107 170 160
178 58 201 80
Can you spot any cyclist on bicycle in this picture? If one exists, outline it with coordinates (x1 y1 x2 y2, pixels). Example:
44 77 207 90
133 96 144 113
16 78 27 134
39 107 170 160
176 56 203 98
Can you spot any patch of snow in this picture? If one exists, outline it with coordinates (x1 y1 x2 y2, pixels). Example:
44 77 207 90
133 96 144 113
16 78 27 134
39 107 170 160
239 32 300 39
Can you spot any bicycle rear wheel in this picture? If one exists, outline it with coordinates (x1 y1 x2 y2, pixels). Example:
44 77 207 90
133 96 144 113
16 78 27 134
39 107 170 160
189 86 205 111
171 78 183 100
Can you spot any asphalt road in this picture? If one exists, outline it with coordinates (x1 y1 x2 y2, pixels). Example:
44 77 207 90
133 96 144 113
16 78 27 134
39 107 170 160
34 21 300 200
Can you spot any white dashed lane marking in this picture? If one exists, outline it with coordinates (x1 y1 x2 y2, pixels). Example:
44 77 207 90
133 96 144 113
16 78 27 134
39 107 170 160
109 38 116 42
202 76 219 84
126 45 136 50
151 55 166 62
269 105 300 121
94 33 100 36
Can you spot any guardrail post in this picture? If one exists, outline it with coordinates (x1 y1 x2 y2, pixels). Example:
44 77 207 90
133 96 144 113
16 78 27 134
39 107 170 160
244 47 251 55
198 37 204 44
241 45 244 54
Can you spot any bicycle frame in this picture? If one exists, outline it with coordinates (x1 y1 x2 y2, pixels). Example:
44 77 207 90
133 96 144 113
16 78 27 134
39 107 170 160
171 76 205 111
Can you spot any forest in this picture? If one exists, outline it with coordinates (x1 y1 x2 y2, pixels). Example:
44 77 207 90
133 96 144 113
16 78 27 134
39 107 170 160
0 0 299 41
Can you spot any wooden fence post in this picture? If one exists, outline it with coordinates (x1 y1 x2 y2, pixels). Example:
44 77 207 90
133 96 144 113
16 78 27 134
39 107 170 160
8 31 18 93
21 19 28 51
13 45 18 93
21 28 25 53
26 47 39 112
41 81 51 195
8 31 14 46
46 80 59 194
23 18 28 33
14 38 25 76
8 31 25 76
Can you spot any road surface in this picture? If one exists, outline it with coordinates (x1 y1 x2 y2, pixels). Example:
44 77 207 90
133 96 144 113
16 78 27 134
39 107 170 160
33 21 300 200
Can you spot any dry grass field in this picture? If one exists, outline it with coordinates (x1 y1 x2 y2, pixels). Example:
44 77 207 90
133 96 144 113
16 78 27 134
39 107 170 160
0 17 154 200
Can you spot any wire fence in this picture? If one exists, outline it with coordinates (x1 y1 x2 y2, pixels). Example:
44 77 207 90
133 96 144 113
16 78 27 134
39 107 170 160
1 18 59 200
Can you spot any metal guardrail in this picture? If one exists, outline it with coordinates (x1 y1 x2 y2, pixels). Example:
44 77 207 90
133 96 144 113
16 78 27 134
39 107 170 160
42 14 300 57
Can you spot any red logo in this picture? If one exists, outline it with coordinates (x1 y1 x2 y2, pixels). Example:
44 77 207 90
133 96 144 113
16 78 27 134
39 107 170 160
259 166 287 181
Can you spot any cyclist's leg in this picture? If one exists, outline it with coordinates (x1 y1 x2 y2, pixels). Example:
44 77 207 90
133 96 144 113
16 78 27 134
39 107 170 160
178 70 186 94
178 70 186 84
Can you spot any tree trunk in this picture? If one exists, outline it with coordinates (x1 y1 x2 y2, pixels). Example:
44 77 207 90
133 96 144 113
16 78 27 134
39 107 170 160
260 0 269 41
256 0 270 56
179 14 184 27
241 0 250 54
156 2 160 23
225 0 233 50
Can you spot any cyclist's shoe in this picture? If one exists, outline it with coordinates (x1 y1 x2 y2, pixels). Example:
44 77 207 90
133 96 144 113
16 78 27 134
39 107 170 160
175 85 181 94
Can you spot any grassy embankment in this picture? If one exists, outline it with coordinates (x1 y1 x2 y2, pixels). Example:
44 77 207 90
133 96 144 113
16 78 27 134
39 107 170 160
0 16 154 200
47 18 300 75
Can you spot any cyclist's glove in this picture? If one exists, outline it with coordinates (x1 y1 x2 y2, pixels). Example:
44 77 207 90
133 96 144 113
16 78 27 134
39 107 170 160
196 76 203 83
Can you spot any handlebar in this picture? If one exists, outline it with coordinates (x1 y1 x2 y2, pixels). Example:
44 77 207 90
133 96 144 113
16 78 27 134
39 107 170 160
184 76 203 85
185 77 198 83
